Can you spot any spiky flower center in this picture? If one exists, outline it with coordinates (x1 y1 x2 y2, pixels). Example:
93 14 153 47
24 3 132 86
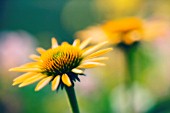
40 44 83 75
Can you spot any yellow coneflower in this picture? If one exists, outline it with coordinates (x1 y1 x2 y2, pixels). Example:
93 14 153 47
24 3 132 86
76 18 143 45
102 18 143 45
9 38 112 91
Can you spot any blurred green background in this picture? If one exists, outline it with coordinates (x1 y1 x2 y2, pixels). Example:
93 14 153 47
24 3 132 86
0 0 170 113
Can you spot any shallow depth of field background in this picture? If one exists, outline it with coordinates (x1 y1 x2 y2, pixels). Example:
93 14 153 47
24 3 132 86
0 0 170 113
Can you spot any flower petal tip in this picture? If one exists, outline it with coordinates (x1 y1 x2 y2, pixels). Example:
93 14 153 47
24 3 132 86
62 74 72 87
72 68 83 74
9 68 15 71
66 83 72 87
12 82 18 86
8 67 20 71
101 64 106 66
9 69 12 71
34 88 40 92
107 48 113 52
18 83 26 88
51 88 56 91
18 85 23 88
51 75 60 91
51 37 58 48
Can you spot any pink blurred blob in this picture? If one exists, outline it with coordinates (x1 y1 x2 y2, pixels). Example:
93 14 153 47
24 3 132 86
0 31 37 73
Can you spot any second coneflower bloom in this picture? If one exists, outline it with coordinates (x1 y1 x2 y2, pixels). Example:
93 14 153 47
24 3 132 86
101 18 143 45
76 18 143 46
9 38 112 91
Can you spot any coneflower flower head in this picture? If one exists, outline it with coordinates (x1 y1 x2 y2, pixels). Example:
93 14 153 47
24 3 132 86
9 38 112 91
76 18 144 46
101 18 143 45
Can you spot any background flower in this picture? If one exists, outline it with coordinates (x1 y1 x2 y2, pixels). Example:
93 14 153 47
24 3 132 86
76 17 169 46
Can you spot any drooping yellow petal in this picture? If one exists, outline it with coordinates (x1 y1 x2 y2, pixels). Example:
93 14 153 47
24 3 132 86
36 47 46 54
19 74 46 87
29 54 41 61
51 75 60 91
72 68 83 74
85 48 113 59
79 38 91 49
82 57 108 62
82 41 108 56
62 74 72 87
9 67 42 72
35 76 53 91
52 37 58 48
13 72 37 85
72 39 80 47
78 62 105 68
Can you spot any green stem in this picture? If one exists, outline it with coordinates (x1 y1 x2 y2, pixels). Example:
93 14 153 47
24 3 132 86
122 44 139 113
125 47 135 113
125 47 135 87
65 86 80 113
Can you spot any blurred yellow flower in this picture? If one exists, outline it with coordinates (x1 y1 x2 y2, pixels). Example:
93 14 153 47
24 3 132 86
102 18 143 45
9 38 112 91
76 17 169 46
76 18 143 45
